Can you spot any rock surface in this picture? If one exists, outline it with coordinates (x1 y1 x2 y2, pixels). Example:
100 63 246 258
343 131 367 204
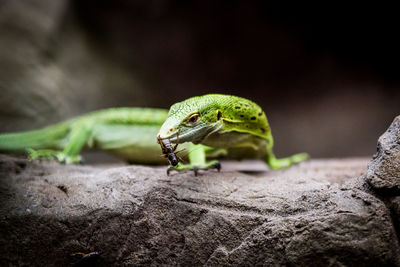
366 116 400 193
1 155 399 266
364 115 400 267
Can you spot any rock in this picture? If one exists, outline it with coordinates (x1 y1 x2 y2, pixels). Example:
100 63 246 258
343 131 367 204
363 115 400 266
391 197 400 240
366 116 400 193
0 155 399 266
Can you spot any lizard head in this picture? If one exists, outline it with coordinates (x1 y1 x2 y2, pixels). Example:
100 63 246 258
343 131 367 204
157 95 224 144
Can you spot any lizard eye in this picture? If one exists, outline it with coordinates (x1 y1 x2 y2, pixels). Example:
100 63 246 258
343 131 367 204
188 114 200 123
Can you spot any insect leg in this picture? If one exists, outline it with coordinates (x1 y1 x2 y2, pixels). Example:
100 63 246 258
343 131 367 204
173 131 180 151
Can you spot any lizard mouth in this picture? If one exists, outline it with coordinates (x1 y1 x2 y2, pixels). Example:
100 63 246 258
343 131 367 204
164 125 206 144
159 122 222 145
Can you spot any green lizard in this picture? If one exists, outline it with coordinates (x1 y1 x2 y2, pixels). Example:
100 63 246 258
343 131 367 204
0 94 308 173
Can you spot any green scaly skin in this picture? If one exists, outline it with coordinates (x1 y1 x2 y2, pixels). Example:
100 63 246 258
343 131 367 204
158 94 309 174
0 108 170 164
0 94 309 174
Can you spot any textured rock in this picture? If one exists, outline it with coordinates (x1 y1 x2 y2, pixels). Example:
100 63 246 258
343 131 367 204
391 197 400 242
366 116 400 193
0 155 399 266
363 115 400 266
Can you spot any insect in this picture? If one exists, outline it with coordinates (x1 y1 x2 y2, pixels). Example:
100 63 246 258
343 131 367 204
157 132 182 166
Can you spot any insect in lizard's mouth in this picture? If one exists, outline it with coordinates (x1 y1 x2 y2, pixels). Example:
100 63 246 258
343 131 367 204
157 133 181 166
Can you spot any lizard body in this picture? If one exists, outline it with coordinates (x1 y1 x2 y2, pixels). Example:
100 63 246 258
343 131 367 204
0 94 308 171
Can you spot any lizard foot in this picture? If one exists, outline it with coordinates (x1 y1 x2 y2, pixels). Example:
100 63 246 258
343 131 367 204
56 153 83 164
27 149 83 164
167 160 221 176
27 148 59 161
267 152 309 170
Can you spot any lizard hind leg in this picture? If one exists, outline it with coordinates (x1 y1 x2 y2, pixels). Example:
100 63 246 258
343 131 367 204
27 121 93 164
265 152 309 170
57 121 94 164
26 148 83 164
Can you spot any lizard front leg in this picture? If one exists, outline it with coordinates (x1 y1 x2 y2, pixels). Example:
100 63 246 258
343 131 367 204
167 143 221 176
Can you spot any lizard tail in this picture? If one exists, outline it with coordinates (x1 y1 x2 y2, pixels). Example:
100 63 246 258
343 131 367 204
0 122 70 154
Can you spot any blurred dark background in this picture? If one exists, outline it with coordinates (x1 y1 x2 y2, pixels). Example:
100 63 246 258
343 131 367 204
0 0 399 158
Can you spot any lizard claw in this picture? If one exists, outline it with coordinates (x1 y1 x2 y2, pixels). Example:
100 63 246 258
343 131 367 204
193 166 199 176
166 160 221 176
213 162 221 172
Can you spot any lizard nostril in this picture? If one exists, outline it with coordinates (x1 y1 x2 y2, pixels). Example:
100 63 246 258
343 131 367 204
169 128 174 132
